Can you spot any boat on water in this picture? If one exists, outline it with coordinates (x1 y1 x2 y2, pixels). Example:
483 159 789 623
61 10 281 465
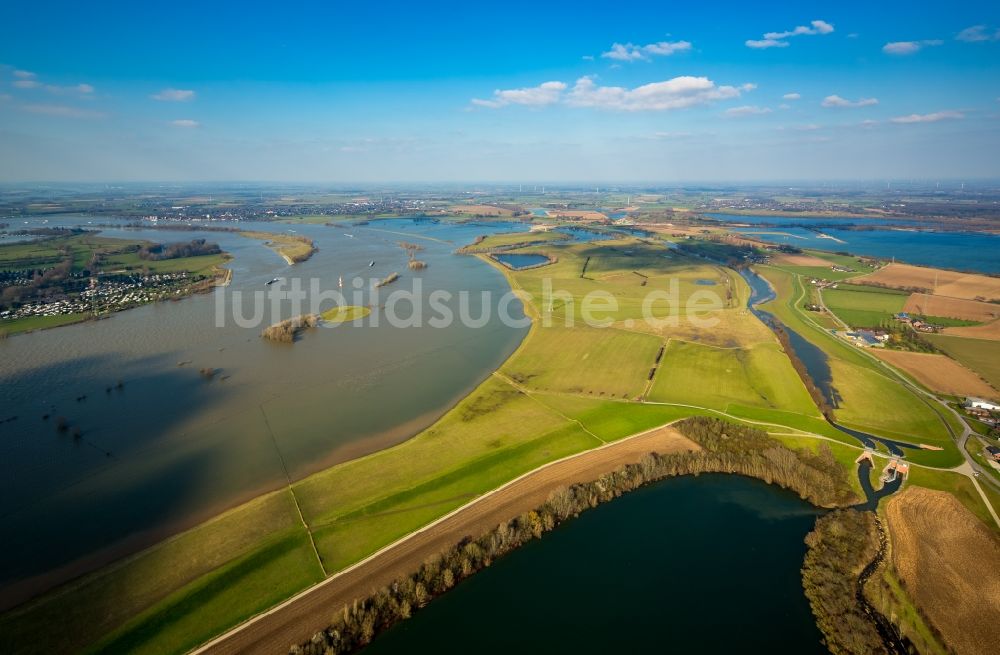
265 277 282 285
369 260 375 267
344 233 354 238
338 276 343 288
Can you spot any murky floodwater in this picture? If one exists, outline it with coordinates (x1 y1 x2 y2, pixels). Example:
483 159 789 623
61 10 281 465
0 216 530 604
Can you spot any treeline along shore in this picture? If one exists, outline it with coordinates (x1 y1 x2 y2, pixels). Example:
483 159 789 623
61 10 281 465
291 417 864 655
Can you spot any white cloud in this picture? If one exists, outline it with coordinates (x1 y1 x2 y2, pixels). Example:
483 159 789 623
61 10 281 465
170 119 200 128
882 40 943 55
747 19 834 48
956 25 1000 42
821 94 879 108
795 123 822 131
21 103 104 118
746 39 788 49
601 40 692 62
471 81 567 108
890 111 964 124
152 88 196 102
9 70 94 95
783 92 801 100
566 75 744 111
725 105 772 117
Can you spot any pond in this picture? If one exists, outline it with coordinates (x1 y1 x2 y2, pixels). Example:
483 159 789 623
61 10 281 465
365 475 826 655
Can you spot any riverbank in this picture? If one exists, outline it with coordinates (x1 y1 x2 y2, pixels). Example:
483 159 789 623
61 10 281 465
239 231 316 264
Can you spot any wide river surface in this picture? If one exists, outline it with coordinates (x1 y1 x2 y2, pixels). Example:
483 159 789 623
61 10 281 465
0 216 531 605
366 475 826 654
717 219 1000 274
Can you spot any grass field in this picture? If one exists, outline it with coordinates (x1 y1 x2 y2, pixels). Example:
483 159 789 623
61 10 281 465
319 305 371 323
925 334 1000 389
462 230 568 251
822 284 908 328
502 325 661 399
648 340 818 415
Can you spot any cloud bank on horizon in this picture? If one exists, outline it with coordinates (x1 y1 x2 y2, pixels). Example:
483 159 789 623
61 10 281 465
0 0 998 181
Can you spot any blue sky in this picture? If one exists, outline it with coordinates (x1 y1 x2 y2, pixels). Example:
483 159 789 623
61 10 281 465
1 0 999 182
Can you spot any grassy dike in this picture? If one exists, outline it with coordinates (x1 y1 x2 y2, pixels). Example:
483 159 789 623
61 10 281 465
0 234 976 654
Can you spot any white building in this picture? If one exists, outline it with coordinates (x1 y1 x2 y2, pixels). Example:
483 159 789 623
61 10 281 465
965 397 1000 412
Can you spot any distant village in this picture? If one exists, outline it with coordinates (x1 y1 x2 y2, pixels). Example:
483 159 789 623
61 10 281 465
0 271 193 322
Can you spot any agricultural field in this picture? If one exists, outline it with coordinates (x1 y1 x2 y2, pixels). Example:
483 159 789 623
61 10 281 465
856 262 1000 302
941 319 1000 341
885 486 1000 655
448 204 516 216
925 334 1000 389
769 250 871 282
872 350 998 399
903 292 999 323
822 284 908 328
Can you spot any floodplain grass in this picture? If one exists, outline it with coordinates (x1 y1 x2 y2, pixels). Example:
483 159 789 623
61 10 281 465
85 529 324 655
532 395 705 441
647 340 818 415
309 423 594 572
0 312 90 335
501 324 662 399
0 489 303 655
319 305 371 323
461 230 567 251
239 230 315 264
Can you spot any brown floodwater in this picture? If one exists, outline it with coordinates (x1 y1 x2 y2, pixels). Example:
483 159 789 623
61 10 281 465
0 217 529 607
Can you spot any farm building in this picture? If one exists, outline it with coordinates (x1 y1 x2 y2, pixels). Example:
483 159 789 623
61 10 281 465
965 397 1000 412
985 446 1000 463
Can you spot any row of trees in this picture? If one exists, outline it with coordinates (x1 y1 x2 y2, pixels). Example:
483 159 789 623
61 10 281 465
291 417 858 655
137 238 221 261
801 509 890 655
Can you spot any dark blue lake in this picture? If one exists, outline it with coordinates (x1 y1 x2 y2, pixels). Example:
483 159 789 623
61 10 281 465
732 226 1000 274
365 475 826 655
